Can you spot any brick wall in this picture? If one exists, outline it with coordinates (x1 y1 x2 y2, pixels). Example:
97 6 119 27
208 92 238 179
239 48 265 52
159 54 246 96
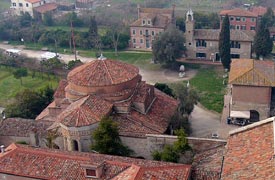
231 85 271 119
221 121 275 180
232 85 271 104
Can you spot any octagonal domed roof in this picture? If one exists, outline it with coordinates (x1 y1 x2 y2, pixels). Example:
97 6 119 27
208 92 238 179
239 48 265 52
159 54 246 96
67 59 139 87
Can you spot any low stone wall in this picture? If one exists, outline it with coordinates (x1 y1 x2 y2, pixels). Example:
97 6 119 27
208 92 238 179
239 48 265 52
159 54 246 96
121 134 227 160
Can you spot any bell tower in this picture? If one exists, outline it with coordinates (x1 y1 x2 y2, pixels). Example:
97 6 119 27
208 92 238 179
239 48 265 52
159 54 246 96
185 8 194 46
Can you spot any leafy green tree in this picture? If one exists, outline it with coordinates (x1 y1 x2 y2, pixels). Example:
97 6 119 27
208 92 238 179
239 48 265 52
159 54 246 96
173 83 199 115
20 12 32 27
65 12 83 27
261 7 275 28
160 145 179 163
13 68 28 85
91 117 132 156
152 129 190 163
43 12 54 26
254 21 273 59
5 87 54 119
154 83 174 97
194 12 220 29
219 14 231 70
173 129 190 153
67 59 82 70
152 25 185 64
176 17 185 32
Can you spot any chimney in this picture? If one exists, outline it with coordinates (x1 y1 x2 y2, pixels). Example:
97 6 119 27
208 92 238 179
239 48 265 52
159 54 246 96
0 145 5 154
137 4 140 19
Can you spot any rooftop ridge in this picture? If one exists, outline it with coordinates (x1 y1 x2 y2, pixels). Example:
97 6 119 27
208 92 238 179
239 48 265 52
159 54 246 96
103 60 114 84
229 117 274 135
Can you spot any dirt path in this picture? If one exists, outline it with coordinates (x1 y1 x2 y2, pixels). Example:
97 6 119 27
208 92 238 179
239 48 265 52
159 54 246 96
139 68 197 85
0 43 94 63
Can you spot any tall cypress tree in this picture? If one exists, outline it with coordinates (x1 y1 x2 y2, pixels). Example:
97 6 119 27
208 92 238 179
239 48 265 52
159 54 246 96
219 14 231 70
253 21 273 59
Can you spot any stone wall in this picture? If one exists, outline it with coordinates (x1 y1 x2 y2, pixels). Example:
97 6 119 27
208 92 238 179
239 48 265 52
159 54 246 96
121 134 227 159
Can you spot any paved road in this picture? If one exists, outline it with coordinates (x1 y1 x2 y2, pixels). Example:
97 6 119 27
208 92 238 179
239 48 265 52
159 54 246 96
190 105 237 139
0 44 94 63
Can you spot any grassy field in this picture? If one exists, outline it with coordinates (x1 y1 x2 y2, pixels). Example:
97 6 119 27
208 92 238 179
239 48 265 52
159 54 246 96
0 66 59 107
189 66 226 113
0 0 10 12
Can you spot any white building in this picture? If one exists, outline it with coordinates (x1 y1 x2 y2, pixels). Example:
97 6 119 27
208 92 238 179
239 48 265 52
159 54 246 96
10 0 46 17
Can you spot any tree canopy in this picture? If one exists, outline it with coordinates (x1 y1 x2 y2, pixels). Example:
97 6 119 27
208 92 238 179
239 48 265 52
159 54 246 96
253 20 273 59
154 83 174 97
5 86 54 119
152 25 185 64
219 14 231 70
13 68 28 85
152 129 190 163
91 117 132 156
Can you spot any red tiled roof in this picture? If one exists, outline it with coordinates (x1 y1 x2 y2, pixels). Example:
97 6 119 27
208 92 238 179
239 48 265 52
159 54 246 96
54 79 68 99
220 8 257 17
67 60 139 87
58 95 113 127
34 3 58 14
192 145 225 180
115 89 178 137
0 143 191 180
194 29 255 42
25 0 41 3
229 59 275 86
131 14 170 28
221 117 275 179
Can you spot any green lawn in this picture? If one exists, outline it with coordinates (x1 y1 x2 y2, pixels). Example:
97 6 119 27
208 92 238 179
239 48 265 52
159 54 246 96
0 0 10 12
0 66 59 107
190 66 226 113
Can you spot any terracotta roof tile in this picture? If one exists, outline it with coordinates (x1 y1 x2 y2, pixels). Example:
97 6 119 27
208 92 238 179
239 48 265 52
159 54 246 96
131 14 169 28
194 29 255 41
229 59 275 86
192 145 225 180
68 60 139 87
58 95 113 127
34 3 58 13
220 8 257 17
54 79 68 99
115 89 178 137
221 118 274 179
0 144 191 180
25 0 41 3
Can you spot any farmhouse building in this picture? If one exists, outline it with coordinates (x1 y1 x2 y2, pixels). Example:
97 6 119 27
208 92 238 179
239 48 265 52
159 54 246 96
185 9 254 61
129 5 175 50
228 59 275 121
219 8 259 31
10 0 57 18
0 143 191 179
